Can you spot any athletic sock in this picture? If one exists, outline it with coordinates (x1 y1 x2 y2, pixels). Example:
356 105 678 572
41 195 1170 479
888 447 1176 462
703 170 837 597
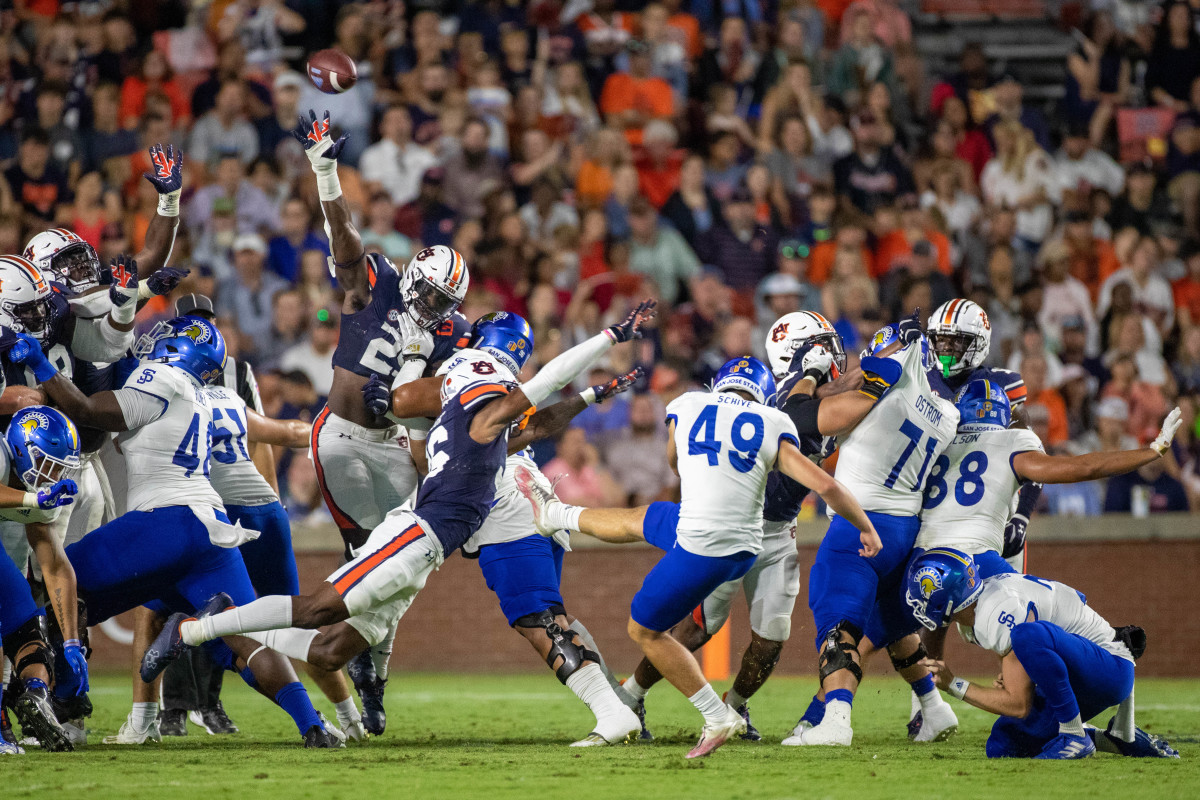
544 502 583 533
334 697 362 729
824 689 854 728
248 628 320 663
800 694 826 726
274 681 322 736
370 624 397 681
724 688 749 710
688 683 728 727
1112 691 1136 742
623 675 648 702
131 701 158 732
910 689 922 719
911 674 944 711
567 664 627 725
568 620 628 702
184 595 294 645
1059 714 1085 738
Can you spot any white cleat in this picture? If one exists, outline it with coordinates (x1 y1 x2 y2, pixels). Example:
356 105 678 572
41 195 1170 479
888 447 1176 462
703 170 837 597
514 466 564 537
787 719 815 739
782 719 853 747
912 701 958 742
62 718 87 746
339 717 369 742
686 706 746 759
319 713 348 747
570 706 641 747
102 714 162 745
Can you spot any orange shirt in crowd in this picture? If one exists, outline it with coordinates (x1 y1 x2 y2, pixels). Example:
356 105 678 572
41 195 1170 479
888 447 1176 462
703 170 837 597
872 229 952 279
1172 276 1200 323
576 160 615 208
817 0 856 25
634 149 684 209
808 241 875 286
1067 239 1121 301
599 73 675 146
1030 389 1070 446
119 77 192 128
667 13 703 59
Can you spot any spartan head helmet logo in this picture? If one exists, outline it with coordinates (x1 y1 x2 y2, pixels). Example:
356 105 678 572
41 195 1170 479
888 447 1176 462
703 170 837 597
916 566 943 599
179 321 212 344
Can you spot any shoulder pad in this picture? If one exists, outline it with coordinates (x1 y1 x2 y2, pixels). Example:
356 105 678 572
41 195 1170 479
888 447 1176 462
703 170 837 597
437 349 513 407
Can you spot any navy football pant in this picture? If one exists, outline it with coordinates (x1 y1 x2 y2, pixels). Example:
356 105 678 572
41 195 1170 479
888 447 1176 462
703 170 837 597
987 620 1134 758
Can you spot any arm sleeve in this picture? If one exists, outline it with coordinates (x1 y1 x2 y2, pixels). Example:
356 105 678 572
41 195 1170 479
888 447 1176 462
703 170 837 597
781 392 823 436
113 387 169 429
70 315 135 363
520 331 615 406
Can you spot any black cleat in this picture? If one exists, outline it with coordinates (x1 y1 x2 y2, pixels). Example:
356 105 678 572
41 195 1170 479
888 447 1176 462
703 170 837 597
907 710 924 741
0 701 15 744
633 697 653 741
348 650 386 735
190 701 238 735
13 684 73 752
735 704 761 741
303 723 342 748
51 691 92 723
159 708 188 737
141 612 192 683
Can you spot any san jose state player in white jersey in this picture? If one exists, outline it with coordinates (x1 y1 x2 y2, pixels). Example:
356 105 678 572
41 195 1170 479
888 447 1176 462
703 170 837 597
151 303 658 729
517 355 879 758
907 549 1180 760
295 109 470 732
8 318 341 747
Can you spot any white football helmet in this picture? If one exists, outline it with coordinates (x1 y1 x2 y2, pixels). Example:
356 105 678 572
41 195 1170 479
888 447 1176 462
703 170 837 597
926 299 992 378
401 245 470 331
0 256 55 343
764 311 846 380
23 228 101 293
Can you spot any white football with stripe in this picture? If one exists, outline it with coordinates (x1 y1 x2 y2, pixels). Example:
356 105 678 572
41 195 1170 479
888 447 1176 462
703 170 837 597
307 49 358 94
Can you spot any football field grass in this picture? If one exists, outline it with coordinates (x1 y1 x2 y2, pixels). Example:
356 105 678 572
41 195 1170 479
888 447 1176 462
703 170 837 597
7 672 1199 799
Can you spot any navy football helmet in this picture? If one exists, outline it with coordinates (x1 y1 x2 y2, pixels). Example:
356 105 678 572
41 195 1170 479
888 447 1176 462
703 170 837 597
904 548 985 630
713 356 776 405
135 315 227 384
955 378 1011 432
6 405 81 491
471 312 533 378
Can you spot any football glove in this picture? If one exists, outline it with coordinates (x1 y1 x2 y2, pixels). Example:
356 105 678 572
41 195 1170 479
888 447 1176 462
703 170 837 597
362 373 391 417
398 313 436 364
1150 407 1182 456
9 334 58 383
293 109 348 170
605 299 656 344
38 479 78 510
857 355 902 402
1001 514 1028 559
589 367 643 404
790 342 837 384
61 638 90 696
143 143 183 216
108 255 139 307
146 266 190 297
897 308 924 345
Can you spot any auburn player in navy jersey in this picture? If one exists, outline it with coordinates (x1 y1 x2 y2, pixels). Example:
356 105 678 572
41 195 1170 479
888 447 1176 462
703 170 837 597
147 303 657 748
290 110 470 731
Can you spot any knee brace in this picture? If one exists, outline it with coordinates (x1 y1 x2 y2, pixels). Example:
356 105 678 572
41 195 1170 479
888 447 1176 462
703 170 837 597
2 614 53 680
818 621 863 686
515 608 599 684
889 642 928 672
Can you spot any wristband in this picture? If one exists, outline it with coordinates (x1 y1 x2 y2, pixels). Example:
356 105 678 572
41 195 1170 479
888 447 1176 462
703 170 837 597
314 163 342 202
580 388 597 406
64 639 80 649
803 368 826 383
22 492 39 509
948 677 970 700
110 300 136 325
157 190 181 217
137 280 154 301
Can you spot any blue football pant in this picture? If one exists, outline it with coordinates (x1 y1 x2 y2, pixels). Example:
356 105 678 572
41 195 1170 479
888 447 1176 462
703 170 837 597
229 501 301 597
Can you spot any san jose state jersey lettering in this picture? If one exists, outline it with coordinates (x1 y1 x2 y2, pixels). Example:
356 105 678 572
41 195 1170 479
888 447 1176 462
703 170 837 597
331 253 470 379
415 351 513 556
918 427 1043 554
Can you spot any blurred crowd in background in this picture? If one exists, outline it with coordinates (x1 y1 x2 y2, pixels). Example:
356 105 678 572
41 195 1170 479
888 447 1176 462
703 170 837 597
1 0 1198 519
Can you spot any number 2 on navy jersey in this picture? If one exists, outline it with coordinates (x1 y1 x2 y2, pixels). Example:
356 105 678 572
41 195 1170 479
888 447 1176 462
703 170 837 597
687 406 764 474
923 451 990 509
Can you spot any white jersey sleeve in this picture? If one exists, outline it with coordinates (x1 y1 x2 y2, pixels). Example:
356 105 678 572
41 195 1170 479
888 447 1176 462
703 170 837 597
668 391 799 558
917 428 1043 554
833 343 960 516
204 385 277 507
116 362 224 512
464 449 544 553
966 573 1131 661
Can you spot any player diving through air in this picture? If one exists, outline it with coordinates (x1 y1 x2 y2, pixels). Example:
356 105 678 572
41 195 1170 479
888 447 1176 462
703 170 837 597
144 302 658 747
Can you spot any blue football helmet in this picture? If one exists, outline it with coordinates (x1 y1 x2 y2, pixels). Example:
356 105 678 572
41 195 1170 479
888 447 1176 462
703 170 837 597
6 405 81 491
904 548 985 630
713 356 776 405
955 378 1011 432
471 311 533 378
136 315 227 384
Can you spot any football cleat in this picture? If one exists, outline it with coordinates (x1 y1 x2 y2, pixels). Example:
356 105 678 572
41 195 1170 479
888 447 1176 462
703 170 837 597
317 713 347 747
189 701 238 735
142 592 231 683
514 465 563 537
339 716 368 743
783 718 853 747
1088 718 1180 758
907 690 923 740
347 650 387 736
1034 732 1095 760
102 713 162 745
302 722 343 748
686 706 747 759
61 718 86 746
158 708 187 737
911 701 958 743
570 705 640 747
0 739 23 755
1 701 16 744
13 683 74 752
721 693 761 742
618 683 653 741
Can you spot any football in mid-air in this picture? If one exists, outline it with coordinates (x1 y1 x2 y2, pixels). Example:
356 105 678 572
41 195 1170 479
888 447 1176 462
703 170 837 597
307 48 357 94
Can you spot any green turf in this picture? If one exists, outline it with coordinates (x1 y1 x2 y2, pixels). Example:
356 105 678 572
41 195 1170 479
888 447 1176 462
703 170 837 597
6 673 1198 799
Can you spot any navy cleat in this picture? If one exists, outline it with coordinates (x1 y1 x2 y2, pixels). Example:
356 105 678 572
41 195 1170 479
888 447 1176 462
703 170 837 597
1088 718 1180 758
736 704 761 741
907 710 923 740
140 612 192 683
633 697 653 741
13 682 73 752
190 701 238 735
1034 732 1095 760
348 650 386 735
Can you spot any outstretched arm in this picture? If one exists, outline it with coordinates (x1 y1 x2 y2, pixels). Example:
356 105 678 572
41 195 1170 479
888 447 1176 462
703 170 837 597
27 522 79 643
507 368 642 453
246 409 311 449
924 652 1035 719
10 335 131 430
293 110 368 299
777 440 880 556
135 144 183 277
1014 408 1182 484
